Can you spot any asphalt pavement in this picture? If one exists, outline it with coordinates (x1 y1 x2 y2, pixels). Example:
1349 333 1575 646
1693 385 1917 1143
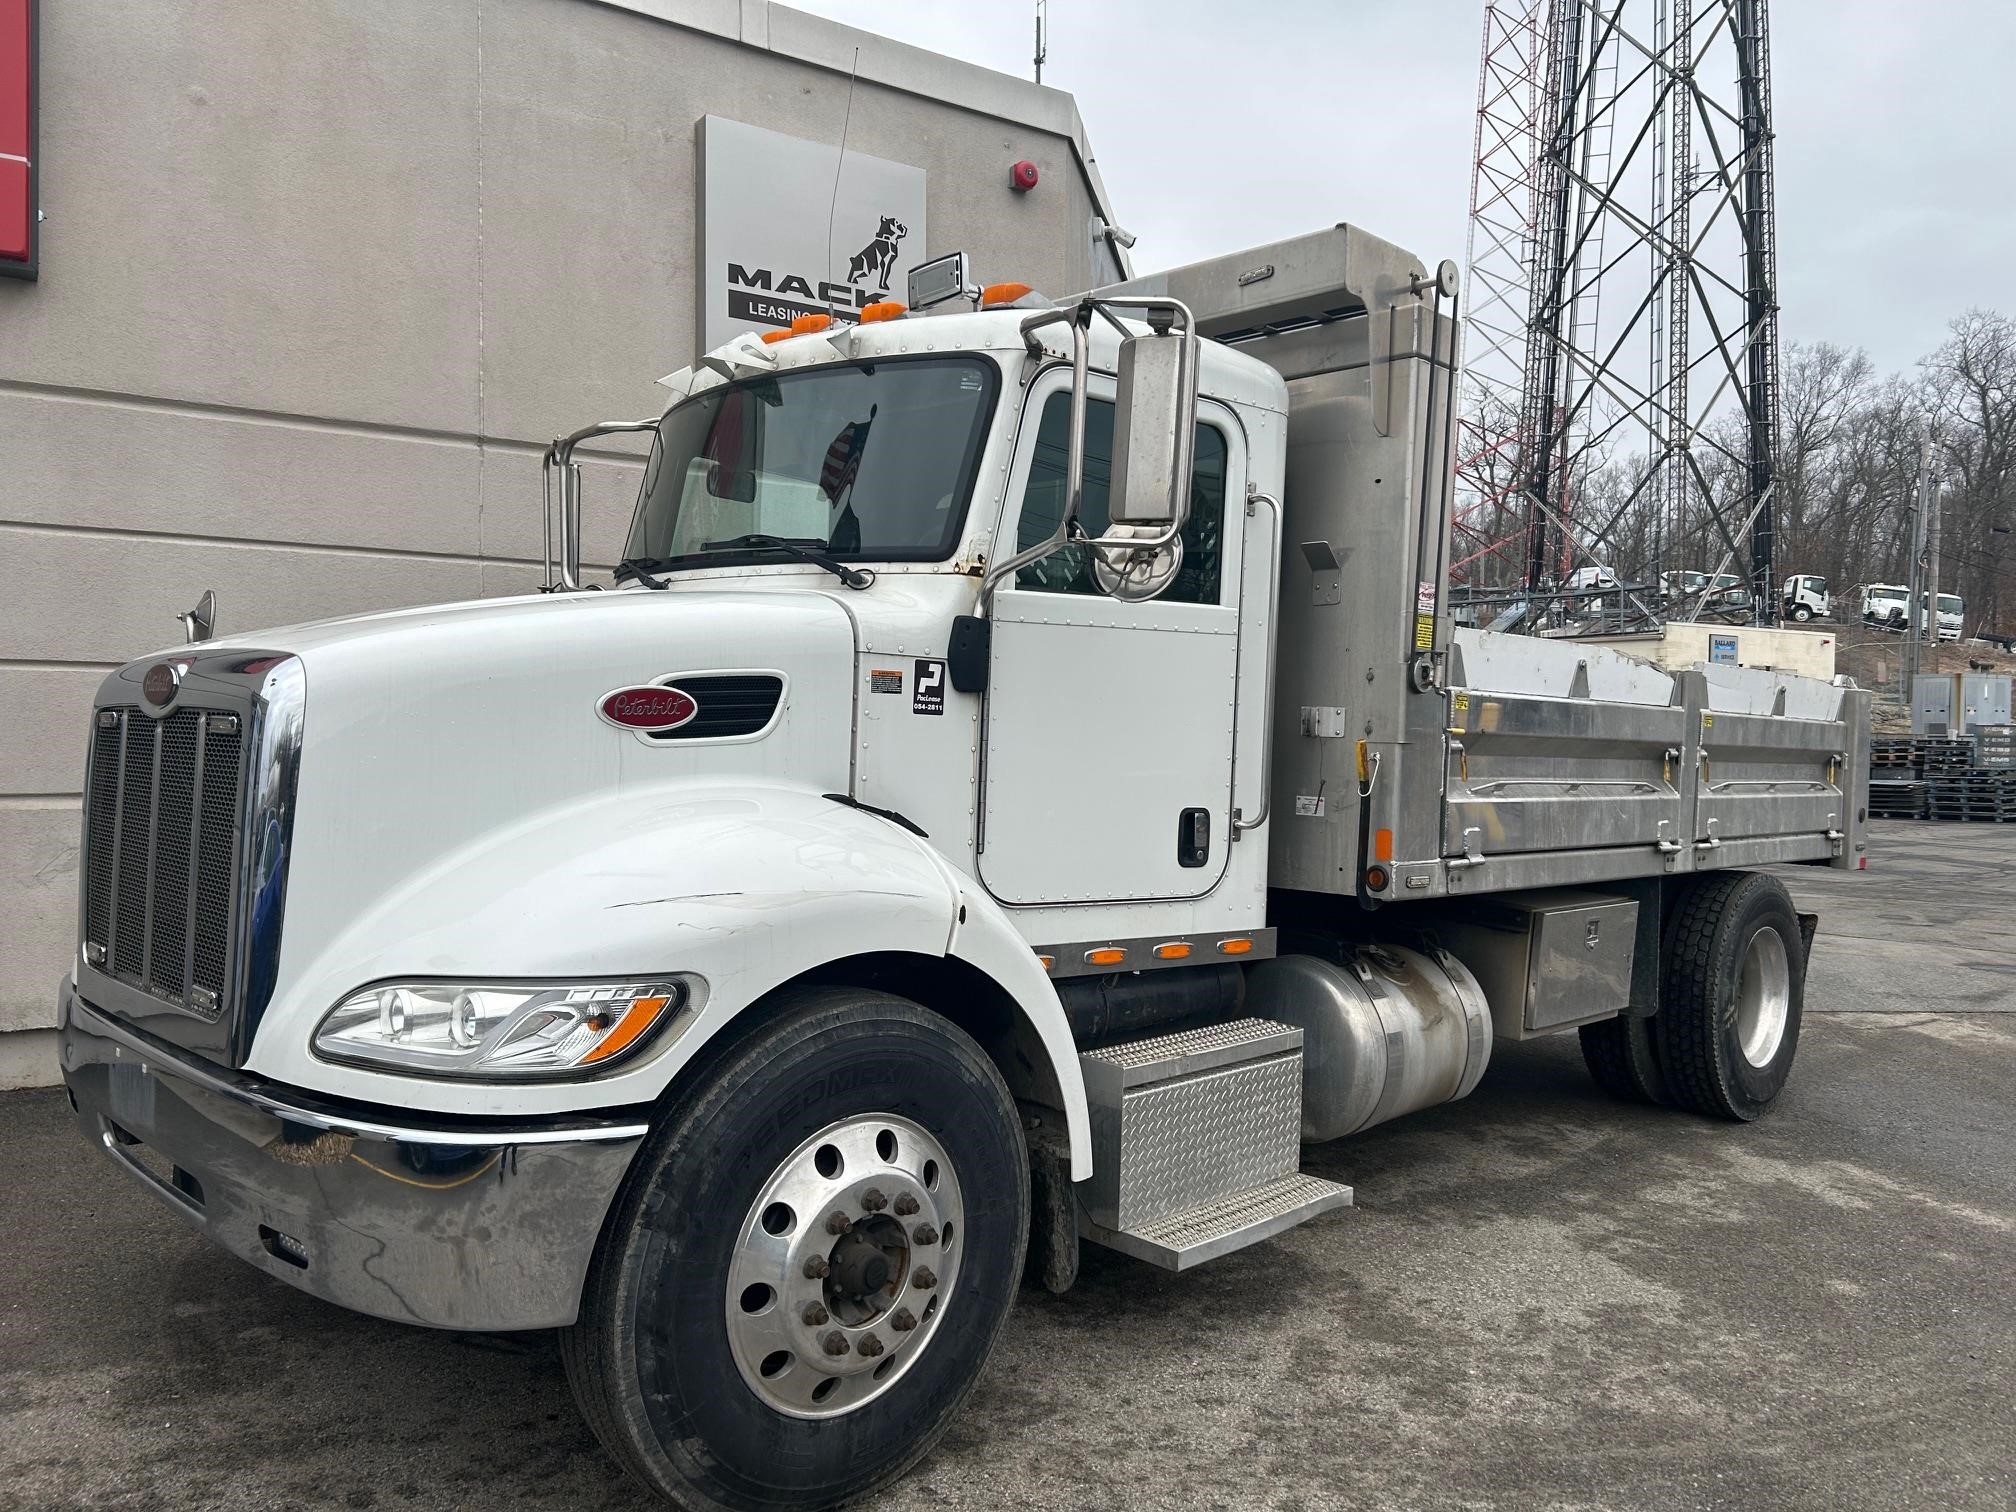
1 820 2011 1512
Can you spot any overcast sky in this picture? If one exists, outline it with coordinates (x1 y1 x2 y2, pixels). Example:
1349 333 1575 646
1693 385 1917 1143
791 0 2014 376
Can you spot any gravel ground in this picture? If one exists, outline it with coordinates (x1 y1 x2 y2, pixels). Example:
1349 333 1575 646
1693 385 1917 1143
2 821 2011 1512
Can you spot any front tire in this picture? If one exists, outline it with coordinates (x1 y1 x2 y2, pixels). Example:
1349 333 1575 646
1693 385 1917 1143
563 987 1029 1510
1790 604 1813 622
1655 873 1805 1121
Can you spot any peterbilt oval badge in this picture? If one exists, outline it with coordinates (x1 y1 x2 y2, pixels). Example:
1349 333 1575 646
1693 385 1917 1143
599 684 698 732
142 661 184 708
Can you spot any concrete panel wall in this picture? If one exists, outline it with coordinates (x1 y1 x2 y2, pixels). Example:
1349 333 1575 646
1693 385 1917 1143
0 0 1118 1056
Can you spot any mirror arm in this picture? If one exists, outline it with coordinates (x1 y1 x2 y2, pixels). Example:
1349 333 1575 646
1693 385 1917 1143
542 418 660 591
979 309 1091 617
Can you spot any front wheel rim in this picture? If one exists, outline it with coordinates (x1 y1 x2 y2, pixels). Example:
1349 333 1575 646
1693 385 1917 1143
724 1113 963 1419
1735 925 1792 1068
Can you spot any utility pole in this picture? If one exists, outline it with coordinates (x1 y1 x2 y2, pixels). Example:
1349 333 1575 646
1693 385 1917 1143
1904 434 1932 696
1925 461 1942 653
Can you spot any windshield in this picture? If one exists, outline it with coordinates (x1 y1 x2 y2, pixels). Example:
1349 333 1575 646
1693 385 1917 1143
622 356 998 573
1939 594 1963 614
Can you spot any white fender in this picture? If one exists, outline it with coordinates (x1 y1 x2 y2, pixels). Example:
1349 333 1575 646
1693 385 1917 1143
253 780 1092 1178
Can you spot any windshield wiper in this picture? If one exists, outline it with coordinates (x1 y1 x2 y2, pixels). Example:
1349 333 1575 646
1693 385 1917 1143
613 557 671 589
700 534 875 590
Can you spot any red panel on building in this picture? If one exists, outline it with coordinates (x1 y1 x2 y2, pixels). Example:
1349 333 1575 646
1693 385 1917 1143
0 0 35 275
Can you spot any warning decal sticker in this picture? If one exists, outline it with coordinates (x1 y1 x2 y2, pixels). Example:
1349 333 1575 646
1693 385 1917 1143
870 668 904 694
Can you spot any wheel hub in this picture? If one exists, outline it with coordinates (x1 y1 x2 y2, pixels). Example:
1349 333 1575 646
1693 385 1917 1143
725 1114 961 1418
1736 924 1791 1068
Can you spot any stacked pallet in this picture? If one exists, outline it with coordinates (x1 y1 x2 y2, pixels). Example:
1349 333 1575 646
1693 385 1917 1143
1866 735 1989 821
1868 780 1929 820
1927 769 2016 823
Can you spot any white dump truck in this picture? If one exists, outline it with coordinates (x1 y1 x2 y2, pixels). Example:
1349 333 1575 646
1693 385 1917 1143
59 226 1870 1511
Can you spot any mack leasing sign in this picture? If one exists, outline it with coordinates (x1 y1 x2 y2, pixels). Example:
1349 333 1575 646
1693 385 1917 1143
698 115 927 356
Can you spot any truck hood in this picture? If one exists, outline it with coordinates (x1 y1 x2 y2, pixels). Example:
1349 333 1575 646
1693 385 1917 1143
235 587 861 1046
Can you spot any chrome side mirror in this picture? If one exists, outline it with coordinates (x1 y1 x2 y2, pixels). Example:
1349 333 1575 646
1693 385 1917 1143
1109 316 1194 527
178 589 216 644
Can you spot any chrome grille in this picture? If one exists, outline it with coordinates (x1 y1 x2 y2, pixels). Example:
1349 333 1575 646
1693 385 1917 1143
84 708 245 1018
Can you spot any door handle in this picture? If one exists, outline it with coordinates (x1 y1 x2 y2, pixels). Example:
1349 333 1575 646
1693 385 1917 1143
1178 808 1211 868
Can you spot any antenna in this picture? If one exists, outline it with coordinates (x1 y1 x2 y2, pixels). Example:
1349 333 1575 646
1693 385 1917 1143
824 46 862 296
1034 0 1048 84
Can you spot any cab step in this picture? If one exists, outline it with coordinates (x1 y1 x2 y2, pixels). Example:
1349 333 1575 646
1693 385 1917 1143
1075 1016 1350 1271
1080 1171 1352 1271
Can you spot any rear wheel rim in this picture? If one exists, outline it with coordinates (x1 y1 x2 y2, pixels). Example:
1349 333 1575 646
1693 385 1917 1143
1735 925 1791 1068
725 1113 962 1419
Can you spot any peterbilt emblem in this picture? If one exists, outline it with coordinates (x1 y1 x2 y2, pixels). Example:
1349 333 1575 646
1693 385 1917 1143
142 661 185 709
599 684 698 732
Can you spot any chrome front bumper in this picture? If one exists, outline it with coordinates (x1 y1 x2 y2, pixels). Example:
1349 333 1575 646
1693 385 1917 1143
57 982 648 1331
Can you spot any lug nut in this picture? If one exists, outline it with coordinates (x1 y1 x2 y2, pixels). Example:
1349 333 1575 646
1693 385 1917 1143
857 1333 886 1358
889 1308 917 1333
860 1188 888 1212
911 1223 939 1247
821 1330 851 1357
803 1254 831 1280
893 1192 920 1216
802 1302 830 1326
912 1267 937 1290
825 1211 854 1235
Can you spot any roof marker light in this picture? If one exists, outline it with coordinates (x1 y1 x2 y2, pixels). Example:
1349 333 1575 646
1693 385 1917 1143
980 282 1034 308
859 301 906 323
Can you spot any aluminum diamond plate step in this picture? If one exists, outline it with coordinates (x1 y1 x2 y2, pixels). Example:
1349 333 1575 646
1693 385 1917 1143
1080 1171 1353 1271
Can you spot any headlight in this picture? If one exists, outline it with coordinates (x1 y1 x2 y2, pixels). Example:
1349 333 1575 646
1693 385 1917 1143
314 977 697 1078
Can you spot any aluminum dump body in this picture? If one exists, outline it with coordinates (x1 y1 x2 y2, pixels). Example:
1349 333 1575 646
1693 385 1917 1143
1101 226 1872 903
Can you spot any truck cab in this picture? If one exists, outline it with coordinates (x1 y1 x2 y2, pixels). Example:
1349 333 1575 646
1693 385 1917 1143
1783 573 1829 622
57 226 1869 1512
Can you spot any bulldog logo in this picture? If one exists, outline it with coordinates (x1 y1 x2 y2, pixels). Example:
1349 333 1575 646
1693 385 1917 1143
847 214 909 293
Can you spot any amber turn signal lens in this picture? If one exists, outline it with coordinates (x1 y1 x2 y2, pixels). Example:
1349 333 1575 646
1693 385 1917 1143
980 281 1034 307
579 995 673 1064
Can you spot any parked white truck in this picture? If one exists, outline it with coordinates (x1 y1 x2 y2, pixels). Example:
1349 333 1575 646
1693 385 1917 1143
59 226 1870 1511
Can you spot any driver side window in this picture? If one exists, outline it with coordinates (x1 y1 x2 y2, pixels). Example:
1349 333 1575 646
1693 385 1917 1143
1013 392 1229 605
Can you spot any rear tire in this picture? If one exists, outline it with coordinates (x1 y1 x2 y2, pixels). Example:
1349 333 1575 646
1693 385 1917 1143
1578 1012 1672 1106
1655 872 1805 1121
562 987 1029 1511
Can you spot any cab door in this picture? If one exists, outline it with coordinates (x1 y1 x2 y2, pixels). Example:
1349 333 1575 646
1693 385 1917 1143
977 373 1248 905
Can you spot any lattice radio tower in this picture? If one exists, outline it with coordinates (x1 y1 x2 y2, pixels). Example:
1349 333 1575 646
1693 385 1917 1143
1454 0 1782 629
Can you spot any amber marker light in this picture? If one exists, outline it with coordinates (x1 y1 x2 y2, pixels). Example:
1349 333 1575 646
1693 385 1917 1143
1216 938 1255 956
760 329 794 344
790 312 834 335
859 301 906 322
1152 942 1192 961
1036 954 1056 971
1083 947 1127 967
980 282 1034 307
579 994 674 1065
1363 866 1391 893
